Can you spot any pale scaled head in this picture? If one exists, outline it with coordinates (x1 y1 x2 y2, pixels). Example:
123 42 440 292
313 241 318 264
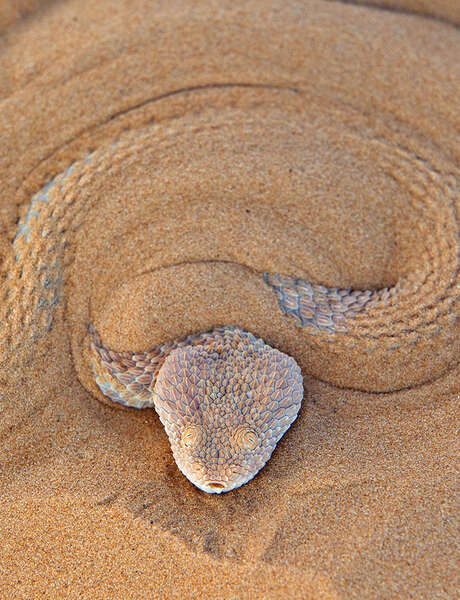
153 330 303 493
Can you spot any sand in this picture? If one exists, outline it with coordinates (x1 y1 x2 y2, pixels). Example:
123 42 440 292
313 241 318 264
0 1 458 598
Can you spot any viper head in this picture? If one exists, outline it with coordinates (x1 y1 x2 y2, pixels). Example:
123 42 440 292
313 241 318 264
153 328 303 493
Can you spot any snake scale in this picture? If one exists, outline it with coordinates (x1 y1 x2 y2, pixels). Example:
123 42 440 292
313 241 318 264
2 119 459 493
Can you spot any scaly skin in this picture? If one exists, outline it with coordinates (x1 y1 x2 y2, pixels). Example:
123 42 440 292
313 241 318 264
90 325 303 493
3 129 458 493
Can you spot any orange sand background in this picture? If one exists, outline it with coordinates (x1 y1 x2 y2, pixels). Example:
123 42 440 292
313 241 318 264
0 1 458 598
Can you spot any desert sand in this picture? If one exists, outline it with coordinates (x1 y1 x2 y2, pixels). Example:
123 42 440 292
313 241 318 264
0 1 458 598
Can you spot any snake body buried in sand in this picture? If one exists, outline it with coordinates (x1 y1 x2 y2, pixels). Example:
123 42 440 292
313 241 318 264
3 108 459 494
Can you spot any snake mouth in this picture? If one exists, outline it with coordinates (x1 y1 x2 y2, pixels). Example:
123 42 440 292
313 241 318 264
205 481 226 491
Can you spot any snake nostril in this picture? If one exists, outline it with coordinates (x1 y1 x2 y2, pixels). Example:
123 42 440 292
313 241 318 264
206 482 226 490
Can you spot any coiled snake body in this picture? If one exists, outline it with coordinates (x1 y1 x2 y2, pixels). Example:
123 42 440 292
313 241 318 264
3 119 459 493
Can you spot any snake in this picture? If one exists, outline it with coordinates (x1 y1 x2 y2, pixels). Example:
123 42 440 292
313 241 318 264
2 114 459 494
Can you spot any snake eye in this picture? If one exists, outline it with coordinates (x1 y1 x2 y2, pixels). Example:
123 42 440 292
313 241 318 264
181 425 203 448
234 427 259 450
